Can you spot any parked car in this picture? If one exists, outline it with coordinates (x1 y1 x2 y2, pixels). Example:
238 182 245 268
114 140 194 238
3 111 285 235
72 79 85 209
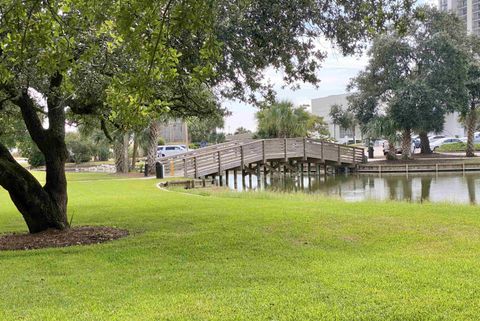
157 145 187 158
460 132 480 143
428 135 446 143
430 137 462 151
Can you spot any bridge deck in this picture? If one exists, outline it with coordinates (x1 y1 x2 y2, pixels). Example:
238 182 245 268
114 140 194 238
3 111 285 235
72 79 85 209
158 138 365 178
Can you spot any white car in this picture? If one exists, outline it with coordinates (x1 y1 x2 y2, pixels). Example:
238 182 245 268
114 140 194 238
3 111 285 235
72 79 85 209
157 145 187 158
430 137 462 151
428 135 445 143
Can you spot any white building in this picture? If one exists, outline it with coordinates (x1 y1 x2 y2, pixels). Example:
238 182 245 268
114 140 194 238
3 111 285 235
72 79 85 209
311 94 362 141
439 0 480 35
311 94 465 141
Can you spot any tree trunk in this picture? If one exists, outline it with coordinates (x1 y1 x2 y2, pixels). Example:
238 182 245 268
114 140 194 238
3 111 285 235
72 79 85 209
114 132 129 173
419 131 431 154
401 129 412 160
466 103 477 157
0 84 69 233
386 139 397 160
131 134 139 170
147 121 161 176
0 144 69 233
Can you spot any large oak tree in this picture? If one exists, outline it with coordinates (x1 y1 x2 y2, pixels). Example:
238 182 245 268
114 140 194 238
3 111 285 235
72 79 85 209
349 7 469 159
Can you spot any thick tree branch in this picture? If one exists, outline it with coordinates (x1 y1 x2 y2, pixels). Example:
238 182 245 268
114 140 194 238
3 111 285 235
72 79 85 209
101 118 114 142
46 72 65 136
13 88 48 152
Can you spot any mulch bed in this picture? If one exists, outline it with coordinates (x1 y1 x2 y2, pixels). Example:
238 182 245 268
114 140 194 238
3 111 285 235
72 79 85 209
0 226 129 251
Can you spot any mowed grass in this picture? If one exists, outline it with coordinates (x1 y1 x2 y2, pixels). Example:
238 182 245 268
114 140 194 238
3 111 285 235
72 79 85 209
1 173 480 320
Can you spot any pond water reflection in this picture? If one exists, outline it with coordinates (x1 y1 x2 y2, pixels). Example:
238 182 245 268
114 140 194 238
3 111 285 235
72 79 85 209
225 172 480 205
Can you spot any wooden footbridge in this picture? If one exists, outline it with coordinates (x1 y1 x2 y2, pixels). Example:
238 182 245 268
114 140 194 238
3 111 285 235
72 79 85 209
158 138 365 185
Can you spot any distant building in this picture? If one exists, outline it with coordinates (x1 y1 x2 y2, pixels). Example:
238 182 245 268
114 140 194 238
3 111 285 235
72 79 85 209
311 94 465 140
439 0 480 35
159 119 188 144
311 94 362 141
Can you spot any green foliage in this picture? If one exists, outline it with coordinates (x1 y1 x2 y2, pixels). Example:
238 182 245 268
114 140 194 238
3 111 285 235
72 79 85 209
256 101 328 138
66 133 94 164
349 7 469 137
329 104 357 134
234 127 251 135
187 113 225 144
437 142 480 152
17 140 45 167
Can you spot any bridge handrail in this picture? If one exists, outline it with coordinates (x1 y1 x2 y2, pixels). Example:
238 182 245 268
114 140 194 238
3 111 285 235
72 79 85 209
159 138 364 163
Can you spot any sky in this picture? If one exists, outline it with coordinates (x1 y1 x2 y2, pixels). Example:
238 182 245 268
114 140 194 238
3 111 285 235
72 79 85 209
223 0 438 134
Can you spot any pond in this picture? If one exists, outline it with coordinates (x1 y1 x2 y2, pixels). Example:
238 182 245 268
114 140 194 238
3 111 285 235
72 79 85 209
224 172 480 205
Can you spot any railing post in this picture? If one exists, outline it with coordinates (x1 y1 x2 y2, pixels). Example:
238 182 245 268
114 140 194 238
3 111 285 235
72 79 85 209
193 156 198 178
218 151 223 186
338 145 341 163
321 141 324 162
183 158 187 177
303 138 307 161
353 148 356 164
170 160 175 176
284 138 287 162
262 140 266 164
240 145 244 169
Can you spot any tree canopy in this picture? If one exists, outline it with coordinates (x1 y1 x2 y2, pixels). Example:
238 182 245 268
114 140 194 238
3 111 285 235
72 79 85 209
348 7 469 158
256 100 328 139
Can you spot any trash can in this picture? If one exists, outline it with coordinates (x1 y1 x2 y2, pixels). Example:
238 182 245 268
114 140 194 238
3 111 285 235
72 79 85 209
156 162 164 179
368 146 374 159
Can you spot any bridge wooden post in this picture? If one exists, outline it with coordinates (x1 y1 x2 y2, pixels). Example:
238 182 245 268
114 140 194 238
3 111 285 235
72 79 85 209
240 146 246 189
218 151 223 186
193 156 198 178
256 163 261 187
183 158 187 177
337 145 341 164
262 140 266 164
248 164 253 188
263 164 267 186
233 169 238 189
352 148 356 164
300 162 304 188
225 169 229 186
303 138 307 161
316 163 321 178
321 141 325 162
307 162 311 181
284 138 288 162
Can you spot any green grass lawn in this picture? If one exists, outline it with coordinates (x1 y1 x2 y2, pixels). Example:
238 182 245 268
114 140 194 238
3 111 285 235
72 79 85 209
1 173 480 320
437 142 480 152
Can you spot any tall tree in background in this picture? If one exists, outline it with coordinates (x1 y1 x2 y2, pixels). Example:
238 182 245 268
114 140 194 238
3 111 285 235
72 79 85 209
0 0 413 233
234 127 251 135
256 100 328 138
329 104 357 142
462 36 480 157
349 7 469 159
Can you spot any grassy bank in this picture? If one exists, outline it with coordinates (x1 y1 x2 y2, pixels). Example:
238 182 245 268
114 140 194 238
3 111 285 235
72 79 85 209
437 142 480 152
1 173 480 320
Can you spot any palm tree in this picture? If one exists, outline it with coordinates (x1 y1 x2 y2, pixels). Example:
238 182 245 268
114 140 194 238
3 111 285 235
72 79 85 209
363 116 399 160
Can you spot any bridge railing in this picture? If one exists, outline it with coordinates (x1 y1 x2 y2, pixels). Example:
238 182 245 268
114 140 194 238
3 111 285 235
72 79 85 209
159 138 365 178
